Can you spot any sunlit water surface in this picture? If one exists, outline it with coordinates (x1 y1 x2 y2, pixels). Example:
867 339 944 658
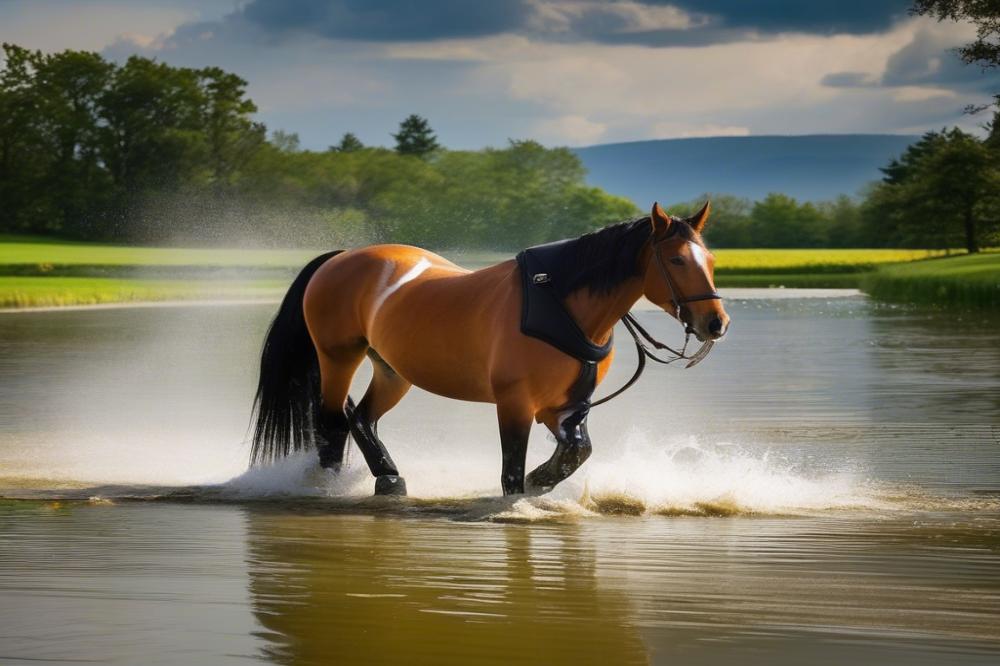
1 290 998 665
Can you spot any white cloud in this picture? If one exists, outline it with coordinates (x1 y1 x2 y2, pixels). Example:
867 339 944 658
381 15 986 144
533 114 607 144
652 122 750 139
891 86 957 102
0 1 232 53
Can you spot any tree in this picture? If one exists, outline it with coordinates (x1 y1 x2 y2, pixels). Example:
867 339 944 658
819 195 870 248
866 128 1000 252
392 114 439 159
270 130 301 153
670 194 753 247
331 132 364 152
748 194 828 248
986 108 1000 150
0 43 646 247
197 66 265 188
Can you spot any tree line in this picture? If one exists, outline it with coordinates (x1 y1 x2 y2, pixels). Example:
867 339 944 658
1 38 998 251
673 121 1000 253
0 44 634 249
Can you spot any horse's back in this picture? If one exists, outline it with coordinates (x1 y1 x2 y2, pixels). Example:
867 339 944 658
303 245 517 398
304 245 454 334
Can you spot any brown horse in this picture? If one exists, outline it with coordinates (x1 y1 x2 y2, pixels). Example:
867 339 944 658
249 202 729 496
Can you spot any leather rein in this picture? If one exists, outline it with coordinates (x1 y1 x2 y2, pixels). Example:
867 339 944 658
590 234 722 408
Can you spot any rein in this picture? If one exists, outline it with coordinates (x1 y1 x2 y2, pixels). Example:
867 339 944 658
590 234 722 408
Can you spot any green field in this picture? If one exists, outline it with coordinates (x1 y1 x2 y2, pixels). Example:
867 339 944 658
713 248 943 273
862 252 1000 309
0 239 940 272
0 238 994 309
0 277 286 309
0 237 318 269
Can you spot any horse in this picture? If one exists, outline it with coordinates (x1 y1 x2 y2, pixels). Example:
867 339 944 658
249 202 730 496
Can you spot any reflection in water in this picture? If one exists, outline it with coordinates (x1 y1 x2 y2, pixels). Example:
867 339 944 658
246 512 647 665
3 295 1000 664
239 507 1000 666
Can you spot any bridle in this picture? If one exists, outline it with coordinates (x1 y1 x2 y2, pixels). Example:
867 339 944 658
651 233 723 329
590 229 723 407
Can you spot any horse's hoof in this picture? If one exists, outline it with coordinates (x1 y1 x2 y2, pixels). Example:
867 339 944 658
524 472 553 496
374 475 407 496
524 477 553 496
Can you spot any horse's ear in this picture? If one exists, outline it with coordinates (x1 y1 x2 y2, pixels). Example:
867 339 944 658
650 202 673 237
686 200 711 233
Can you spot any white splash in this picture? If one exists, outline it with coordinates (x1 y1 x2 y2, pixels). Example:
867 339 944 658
217 426 883 517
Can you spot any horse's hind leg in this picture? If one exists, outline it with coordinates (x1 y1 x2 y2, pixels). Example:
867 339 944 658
351 350 412 496
314 345 366 470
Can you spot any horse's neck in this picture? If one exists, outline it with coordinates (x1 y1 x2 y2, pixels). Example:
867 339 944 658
564 277 644 346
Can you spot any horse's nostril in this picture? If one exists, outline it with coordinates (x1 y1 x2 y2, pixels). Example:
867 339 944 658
708 317 723 335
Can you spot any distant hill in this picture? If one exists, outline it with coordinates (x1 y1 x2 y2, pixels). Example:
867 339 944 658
572 134 918 206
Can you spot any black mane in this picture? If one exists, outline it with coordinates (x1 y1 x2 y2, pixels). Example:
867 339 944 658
549 216 695 297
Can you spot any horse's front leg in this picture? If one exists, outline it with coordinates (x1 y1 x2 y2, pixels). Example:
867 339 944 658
525 406 593 495
496 401 533 496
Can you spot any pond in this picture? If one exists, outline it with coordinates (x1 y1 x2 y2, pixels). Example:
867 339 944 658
1 291 998 665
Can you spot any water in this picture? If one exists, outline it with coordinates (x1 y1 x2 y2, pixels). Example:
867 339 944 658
1 291 999 664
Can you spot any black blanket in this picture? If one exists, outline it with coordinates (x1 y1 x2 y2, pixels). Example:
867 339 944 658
515 241 613 363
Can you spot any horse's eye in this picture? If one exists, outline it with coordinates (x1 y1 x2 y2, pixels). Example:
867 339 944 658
669 257 685 266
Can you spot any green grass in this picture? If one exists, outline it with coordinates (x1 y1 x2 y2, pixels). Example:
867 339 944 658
0 236 993 309
0 277 285 309
861 251 1000 309
1 239 940 271
1 238 318 268
711 248 949 289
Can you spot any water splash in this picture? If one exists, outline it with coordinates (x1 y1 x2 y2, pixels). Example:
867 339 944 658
218 427 889 519
7 426 996 520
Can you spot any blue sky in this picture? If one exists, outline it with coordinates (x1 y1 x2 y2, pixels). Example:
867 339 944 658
1 0 996 149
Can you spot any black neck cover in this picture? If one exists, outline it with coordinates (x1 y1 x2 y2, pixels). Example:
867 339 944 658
515 241 614 363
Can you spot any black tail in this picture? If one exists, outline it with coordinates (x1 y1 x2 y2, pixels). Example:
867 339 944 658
249 250 344 466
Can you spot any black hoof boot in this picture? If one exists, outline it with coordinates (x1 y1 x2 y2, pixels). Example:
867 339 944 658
525 469 554 496
374 475 407 496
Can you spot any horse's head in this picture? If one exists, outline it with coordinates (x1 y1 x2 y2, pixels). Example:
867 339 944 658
642 202 729 342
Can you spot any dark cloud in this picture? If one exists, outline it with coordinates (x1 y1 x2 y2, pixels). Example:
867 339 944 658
240 0 531 42
546 0 915 48
823 27 998 95
881 27 996 89
665 0 914 35
211 1 918 48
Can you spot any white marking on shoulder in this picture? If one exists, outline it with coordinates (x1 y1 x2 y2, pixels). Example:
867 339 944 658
688 241 708 270
371 257 432 318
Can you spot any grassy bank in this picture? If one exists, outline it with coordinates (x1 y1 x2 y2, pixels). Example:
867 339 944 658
0 237 317 269
861 252 999 309
0 277 285 309
0 239 940 274
0 236 988 309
